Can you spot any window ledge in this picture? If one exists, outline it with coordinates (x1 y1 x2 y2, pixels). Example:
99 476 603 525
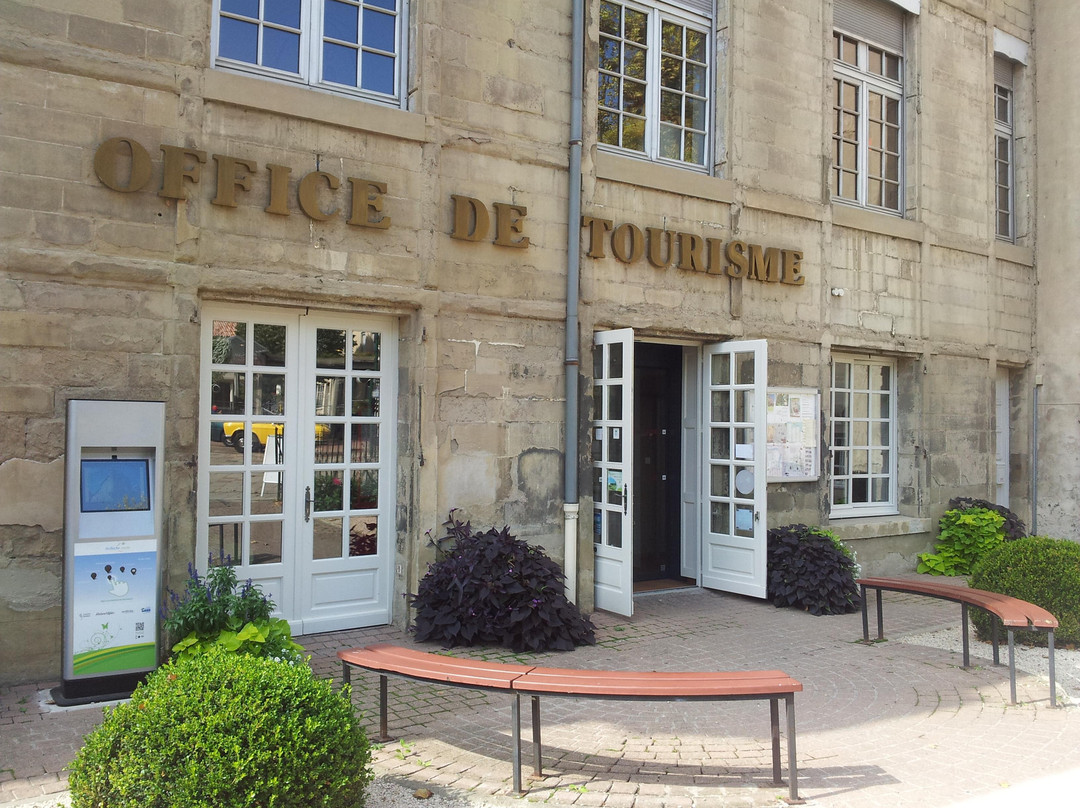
826 515 932 541
203 69 429 142
595 151 736 204
831 202 925 242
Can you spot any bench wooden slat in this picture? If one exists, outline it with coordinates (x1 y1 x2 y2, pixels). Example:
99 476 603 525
856 577 1058 628
338 643 534 688
514 667 802 698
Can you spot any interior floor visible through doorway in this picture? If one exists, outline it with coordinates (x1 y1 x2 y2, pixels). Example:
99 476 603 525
633 577 696 593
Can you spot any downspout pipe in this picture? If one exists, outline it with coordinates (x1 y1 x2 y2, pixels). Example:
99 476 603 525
563 0 585 602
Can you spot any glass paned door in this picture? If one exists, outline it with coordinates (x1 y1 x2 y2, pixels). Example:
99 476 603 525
701 340 767 598
298 315 395 632
592 329 634 616
200 307 396 634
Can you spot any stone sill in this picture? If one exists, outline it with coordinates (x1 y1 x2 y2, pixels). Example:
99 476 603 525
826 516 933 542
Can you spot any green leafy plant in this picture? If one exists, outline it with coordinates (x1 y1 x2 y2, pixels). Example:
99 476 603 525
917 507 1005 576
409 510 596 652
162 559 303 662
970 535 1080 647
947 497 1027 542
68 649 373 808
766 524 861 615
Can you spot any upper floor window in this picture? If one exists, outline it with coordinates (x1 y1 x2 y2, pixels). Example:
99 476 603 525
994 56 1015 241
597 0 712 170
830 355 897 517
832 0 905 214
213 0 405 106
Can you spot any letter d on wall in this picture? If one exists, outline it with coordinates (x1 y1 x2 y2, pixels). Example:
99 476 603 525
450 194 489 242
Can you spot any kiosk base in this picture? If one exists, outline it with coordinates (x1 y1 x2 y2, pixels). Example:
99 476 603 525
50 672 147 707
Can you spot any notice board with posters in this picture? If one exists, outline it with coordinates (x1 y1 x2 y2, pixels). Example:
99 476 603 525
766 388 820 482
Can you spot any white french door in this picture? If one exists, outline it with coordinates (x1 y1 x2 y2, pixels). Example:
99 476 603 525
592 329 634 616
701 340 768 598
199 306 397 633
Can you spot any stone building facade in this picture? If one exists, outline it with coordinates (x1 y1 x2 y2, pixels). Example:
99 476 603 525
1 0 1072 685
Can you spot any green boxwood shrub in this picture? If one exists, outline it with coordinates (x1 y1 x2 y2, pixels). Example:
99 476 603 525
969 535 1080 647
917 507 1005 576
68 650 373 808
766 524 861 615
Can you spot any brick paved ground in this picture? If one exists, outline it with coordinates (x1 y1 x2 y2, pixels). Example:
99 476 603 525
2 587 1077 807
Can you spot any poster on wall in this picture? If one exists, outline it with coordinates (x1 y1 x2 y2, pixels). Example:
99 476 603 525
71 539 158 676
766 388 820 482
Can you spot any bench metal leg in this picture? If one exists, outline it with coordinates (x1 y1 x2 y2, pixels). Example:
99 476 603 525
531 695 543 777
769 698 781 784
511 694 523 794
876 588 884 639
1008 629 1017 705
378 674 391 742
860 585 869 641
786 693 802 804
1049 630 1057 708
961 604 971 668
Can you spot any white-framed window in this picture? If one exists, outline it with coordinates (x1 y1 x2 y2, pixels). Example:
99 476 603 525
597 0 712 170
831 0 905 213
994 56 1015 241
830 355 897 516
212 0 406 107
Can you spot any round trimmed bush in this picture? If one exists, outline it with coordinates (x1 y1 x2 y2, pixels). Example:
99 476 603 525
68 649 372 808
970 535 1080 647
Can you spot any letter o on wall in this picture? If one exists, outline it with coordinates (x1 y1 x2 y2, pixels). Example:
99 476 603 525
611 222 645 263
94 137 153 193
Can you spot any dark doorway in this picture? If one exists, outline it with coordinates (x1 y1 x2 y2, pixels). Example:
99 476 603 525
633 343 684 584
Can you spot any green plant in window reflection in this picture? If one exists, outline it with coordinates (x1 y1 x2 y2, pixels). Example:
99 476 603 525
312 472 378 512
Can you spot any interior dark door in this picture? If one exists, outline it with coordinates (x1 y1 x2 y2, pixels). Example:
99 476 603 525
633 344 683 582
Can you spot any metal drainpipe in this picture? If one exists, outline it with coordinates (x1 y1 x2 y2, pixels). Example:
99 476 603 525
1032 380 1040 535
563 0 585 603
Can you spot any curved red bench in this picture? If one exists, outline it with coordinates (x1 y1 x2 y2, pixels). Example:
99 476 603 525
339 643 803 802
857 576 1058 706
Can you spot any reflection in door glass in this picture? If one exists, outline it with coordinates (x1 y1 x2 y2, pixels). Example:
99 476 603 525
316 424 346 464
609 343 623 378
316 376 347 415
209 522 241 564
593 345 604 379
352 331 381 371
253 373 285 416
607 426 622 462
250 521 283 564
350 469 378 509
710 427 730 459
736 352 755 384
607 384 623 420
253 324 286 366
607 511 622 547
348 516 378 556
710 464 730 497
317 329 347 369
711 353 729 385
251 470 284 515
209 472 244 517
711 390 729 422
211 371 245 415
710 501 730 534
313 517 344 559
313 470 344 511
211 320 246 364
352 378 380 416
735 390 754 422
350 423 380 463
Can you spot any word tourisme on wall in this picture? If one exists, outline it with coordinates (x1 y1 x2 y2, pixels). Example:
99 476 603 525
93 137 805 285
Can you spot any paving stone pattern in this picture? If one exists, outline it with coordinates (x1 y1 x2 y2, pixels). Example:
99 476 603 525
2 588 1077 807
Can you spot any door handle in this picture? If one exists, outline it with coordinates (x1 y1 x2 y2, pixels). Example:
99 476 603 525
304 486 312 522
623 483 629 516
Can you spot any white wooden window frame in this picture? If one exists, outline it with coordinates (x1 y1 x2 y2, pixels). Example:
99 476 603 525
829 355 898 518
211 0 408 108
596 0 713 171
